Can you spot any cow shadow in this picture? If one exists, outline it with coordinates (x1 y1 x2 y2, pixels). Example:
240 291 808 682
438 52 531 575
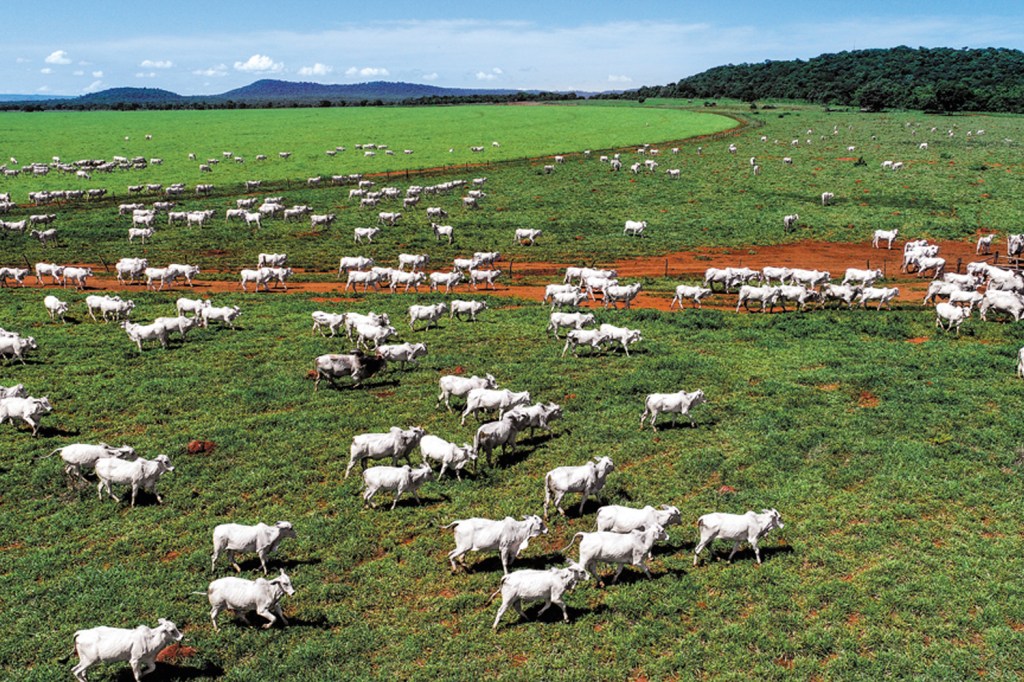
588 565 679 586
644 420 701 432
283 614 330 629
700 544 794 565
390 494 448 509
35 424 79 438
234 556 322 573
117 661 224 681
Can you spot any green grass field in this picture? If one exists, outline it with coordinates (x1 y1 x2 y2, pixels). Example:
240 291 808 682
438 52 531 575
3 101 1024 681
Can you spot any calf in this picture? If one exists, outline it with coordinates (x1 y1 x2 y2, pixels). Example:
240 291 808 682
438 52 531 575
693 509 784 565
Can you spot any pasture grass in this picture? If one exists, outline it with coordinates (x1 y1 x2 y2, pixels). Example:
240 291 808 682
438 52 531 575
2 288 1024 680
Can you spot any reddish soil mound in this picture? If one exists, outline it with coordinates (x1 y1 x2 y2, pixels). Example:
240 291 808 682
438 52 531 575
187 440 216 454
857 391 880 408
156 644 197 663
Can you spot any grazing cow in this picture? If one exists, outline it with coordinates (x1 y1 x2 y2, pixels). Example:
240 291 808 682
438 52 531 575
377 211 402 226
445 515 547 573
693 509 784 566
873 228 899 249
437 373 498 412
544 457 615 518
72 618 183 682
346 426 426 477
821 191 835 206
550 291 587 310
431 223 454 244
640 389 706 430
669 285 713 309
783 213 799 231
420 435 476 480
489 563 589 629
0 395 51 436
976 235 995 255
211 521 297 574
361 463 434 509
561 524 668 585
95 454 174 506
207 570 295 630
313 350 387 390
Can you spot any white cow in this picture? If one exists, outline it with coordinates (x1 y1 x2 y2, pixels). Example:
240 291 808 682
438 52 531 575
669 285 713 309
116 258 148 285
346 426 426 478
409 302 447 330
95 454 174 506
544 456 615 518
445 515 547 573
72 619 183 682
437 373 498 412
376 342 427 370
976 235 995 255
449 299 488 321
420 435 476 480
513 228 542 245
431 223 454 244
858 287 900 310
935 302 971 334
240 268 273 292
623 220 647 236
201 305 242 329
35 262 64 286
598 323 642 356
207 570 295 630
122 321 168 351
736 285 781 313
820 283 862 309
354 227 381 243
0 335 37 364
473 412 532 466
489 563 589 629
0 395 51 436
461 388 531 425
469 269 502 290
640 389 706 430
63 266 93 290
176 297 210 318
841 268 883 287
152 315 198 341
547 311 595 337
257 253 287 268
561 329 610 357
603 282 642 310
362 463 434 509
979 290 1024 322
43 295 69 322
211 521 297 574
561 524 668 584
337 256 375 276
596 505 682 535
428 271 462 293
693 509 784 565
43 442 137 484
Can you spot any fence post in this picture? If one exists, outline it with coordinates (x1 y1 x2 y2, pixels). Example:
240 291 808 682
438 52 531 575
956 257 962 274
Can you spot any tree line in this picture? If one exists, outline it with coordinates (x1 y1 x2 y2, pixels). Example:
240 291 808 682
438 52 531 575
596 46 1024 113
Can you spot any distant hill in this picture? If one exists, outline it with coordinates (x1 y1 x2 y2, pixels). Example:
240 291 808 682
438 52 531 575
75 87 187 105
0 93 73 102
214 79 520 103
620 46 1024 113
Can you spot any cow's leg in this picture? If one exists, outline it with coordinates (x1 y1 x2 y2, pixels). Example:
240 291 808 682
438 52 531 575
751 538 762 564
512 598 529 620
728 541 742 562
693 534 714 566
256 605 277 629
492 598 510 629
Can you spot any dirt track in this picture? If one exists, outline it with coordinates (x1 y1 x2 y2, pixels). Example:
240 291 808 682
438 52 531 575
28 238 992 312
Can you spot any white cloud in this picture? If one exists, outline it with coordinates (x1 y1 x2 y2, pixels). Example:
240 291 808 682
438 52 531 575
73 70 84 76
298 63 333 76
193 64 228 77
140 59 173 69
422 72 439 82
83 80 104 93
492 67 503 75
234 54 283 73
135 72 157 78
40 68 53 75
476 67 504 81
92 70 103 78
608 74 632 83
44 50 71 65
345 66 390 78
37 85 49 92
16 57 30 64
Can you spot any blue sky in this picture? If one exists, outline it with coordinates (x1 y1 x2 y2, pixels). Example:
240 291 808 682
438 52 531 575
7 1 1024 95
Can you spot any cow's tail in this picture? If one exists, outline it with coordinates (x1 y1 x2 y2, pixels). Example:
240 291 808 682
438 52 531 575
38 447 62 459
559 533 584 553
486 575 509 603
441 520 463 530
697 515 706 530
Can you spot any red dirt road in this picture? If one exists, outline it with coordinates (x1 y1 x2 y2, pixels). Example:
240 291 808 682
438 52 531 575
23 238 991 312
